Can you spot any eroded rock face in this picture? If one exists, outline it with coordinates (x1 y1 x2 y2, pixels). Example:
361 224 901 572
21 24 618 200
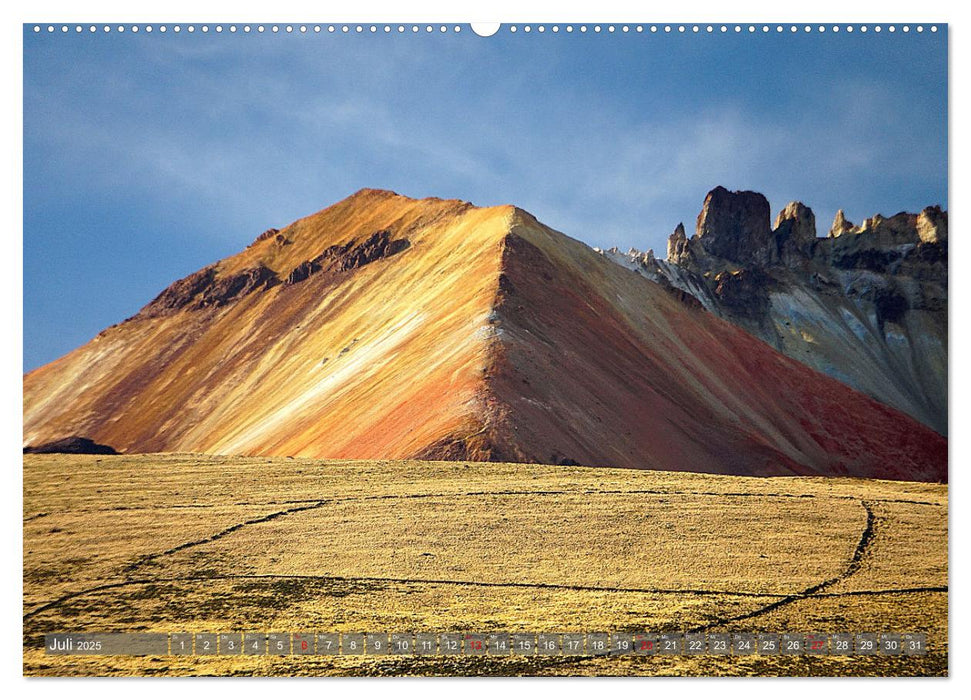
695 186 773 265
666 223 690 265
774 202 817 264
252 228 280 244
139 264 280 317
337 229 410 271
917 205 948 244
712 268 770 318
654 273 705 310
285 230 410 286
140 266 217 316
600 186 948 435
200 264 280 308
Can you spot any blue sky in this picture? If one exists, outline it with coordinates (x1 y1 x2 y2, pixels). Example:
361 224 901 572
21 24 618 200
23 25 947 371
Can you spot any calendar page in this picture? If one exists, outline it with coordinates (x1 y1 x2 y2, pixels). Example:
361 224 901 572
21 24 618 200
21 14 948 679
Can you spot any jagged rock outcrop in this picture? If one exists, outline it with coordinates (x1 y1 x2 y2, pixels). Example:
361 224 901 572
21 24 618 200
917 205 948 244
138 265 217 316
24 189 945 481
139 263 280 317
666 223 690 264
285 230 409 285
695 186 774 266
829 209 855 238
337 229 410 271
253 228 280 244
601 186 948 435
774 202 817 265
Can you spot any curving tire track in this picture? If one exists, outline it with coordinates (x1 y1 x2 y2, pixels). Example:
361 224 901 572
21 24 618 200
122 500 330 572
26 491 937 625
117 487 874 576
688 499 878 632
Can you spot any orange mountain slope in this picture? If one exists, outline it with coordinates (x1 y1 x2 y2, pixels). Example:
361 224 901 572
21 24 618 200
23 189 947 481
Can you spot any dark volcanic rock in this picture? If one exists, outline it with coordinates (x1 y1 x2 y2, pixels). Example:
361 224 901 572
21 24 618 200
335 229 410 271
24 436 117 455
249 228 290 247
139 264 279 317
140 266 217 316
251 228 280 245
830 244 904 273
695 186 773 265
285 230 410 286
910 239 948 267
712 268 770 318
285 258 321 285
873 285 910 328
197 264 280 308
286 241 355 285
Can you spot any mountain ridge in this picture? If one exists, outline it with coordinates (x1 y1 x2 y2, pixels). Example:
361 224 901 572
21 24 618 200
24 189 947 481
600 186 947 435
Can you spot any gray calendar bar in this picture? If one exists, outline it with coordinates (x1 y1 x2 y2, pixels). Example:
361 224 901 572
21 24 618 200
586 632 609 655
610 632 633 655
708 633 731 655
43 631 929 656
268 632 289 655
243 632 265 655
733 634 757 655
316 632 340 654
806 634 829 655
512 633 536 655
342 633 365 655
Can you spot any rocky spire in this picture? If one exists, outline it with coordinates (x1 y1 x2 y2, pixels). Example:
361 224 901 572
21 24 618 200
828 209 855 238
666 222 689 264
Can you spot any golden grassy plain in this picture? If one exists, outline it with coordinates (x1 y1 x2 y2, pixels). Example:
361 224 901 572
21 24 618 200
23 454 947 676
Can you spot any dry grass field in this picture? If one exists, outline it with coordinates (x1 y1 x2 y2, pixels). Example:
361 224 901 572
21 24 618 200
23 454 947 676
